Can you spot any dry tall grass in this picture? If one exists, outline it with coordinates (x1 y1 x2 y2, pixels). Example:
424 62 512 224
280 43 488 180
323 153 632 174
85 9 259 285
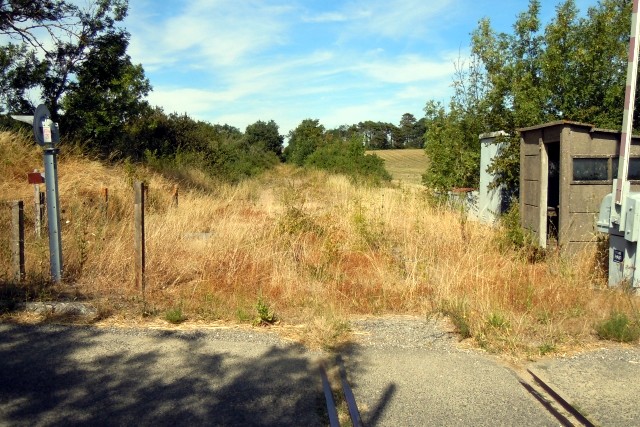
1 131 638 355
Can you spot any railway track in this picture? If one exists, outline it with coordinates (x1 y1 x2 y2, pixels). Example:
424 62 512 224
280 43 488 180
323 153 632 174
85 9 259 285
515 368 596 427
320 355 363 427
321 357 598 427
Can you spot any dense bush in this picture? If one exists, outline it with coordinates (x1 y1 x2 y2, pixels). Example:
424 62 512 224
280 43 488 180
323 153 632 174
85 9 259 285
144 138 280 185
304 136 391 184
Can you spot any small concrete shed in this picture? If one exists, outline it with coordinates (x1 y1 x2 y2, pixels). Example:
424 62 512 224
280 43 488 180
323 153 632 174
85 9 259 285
519 121 640 254
477 131 509 223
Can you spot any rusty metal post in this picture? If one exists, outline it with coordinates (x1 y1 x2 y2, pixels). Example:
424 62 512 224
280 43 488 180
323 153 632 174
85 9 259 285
33 169 45 238
11 200 25 282
134 181 146 294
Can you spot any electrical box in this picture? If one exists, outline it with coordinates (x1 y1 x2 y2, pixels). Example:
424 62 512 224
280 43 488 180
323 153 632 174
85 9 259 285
597 186 640 288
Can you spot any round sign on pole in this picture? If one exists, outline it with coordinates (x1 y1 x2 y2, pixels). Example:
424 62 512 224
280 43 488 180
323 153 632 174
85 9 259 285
33 104 51 147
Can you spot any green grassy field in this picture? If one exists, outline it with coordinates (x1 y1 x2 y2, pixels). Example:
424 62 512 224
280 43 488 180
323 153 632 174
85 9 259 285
368 149 428 185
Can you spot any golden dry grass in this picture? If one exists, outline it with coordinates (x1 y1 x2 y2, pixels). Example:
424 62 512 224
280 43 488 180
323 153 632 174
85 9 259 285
1 131 638 356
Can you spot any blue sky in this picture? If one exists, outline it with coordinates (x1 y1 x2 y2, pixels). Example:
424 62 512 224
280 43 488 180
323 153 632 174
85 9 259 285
124 0 597 135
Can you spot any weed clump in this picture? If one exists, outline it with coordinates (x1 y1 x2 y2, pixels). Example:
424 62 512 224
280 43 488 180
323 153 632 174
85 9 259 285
496 202 545 262
441 300 472 340
165 307 186 324
596 312 640 343
254 296 277 326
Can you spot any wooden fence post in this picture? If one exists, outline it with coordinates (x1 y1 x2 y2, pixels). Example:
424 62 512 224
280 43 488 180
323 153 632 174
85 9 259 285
101 187 109 220
172 184 179 208
134 181 146 294
11 200 25 283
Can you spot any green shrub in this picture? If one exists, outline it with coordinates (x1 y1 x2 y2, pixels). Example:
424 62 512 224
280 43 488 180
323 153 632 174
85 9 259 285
487 312 510 329
304 137 391 184
596 312 640 343
278 206 323 236
143 140 279 186
538 342 556 356
254 296 277 325
165 307 186 324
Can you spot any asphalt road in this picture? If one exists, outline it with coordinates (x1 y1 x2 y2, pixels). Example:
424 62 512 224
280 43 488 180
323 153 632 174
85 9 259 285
1 319 638 426
342 317 560 426
0 323 325 426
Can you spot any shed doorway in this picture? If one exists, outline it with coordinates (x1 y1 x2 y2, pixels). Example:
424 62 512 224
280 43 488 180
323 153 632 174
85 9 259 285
546 143 560 247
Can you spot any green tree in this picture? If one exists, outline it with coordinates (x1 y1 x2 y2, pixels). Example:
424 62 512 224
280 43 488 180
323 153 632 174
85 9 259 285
41 0 130 121
411 118 427 149
397 113 425 148
0 0 76 47
0 0 135 120
422 98 482 191
62 30 151 155
325 124 359 141
0 43 46 113
422 49 490 191
541 0 581 121
0 0 76 113
284 118 325 165
358 121 397 149
475 0 549 192
244 119 284 159
569 0 629 128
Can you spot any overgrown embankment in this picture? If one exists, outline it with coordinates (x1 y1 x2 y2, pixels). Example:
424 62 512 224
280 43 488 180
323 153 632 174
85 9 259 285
0 131 638 356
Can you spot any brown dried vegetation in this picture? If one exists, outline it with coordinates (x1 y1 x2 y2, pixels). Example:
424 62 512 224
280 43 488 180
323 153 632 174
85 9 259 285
0 131 638 355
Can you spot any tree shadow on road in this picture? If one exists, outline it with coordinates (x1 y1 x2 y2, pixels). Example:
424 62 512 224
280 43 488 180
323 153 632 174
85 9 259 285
329 343 397 427
0 323 326 426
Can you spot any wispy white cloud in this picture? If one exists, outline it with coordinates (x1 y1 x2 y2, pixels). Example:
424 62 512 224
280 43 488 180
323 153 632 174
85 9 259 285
125 0 468 133
147 88 217 116
127 0 293 69
302 12 348 23
340 0 455 39
357 54 457 84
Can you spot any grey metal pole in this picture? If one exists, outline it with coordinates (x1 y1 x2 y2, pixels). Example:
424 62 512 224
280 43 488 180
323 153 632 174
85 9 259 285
43 146 63 282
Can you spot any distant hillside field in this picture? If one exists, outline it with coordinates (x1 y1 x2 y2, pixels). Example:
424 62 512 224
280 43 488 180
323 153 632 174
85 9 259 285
368 149 428 185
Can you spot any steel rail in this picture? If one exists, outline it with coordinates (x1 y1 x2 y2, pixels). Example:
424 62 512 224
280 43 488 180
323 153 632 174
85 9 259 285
527 369 595 427
319 357 363 427
336 355 363 427
515 368 596 427
319 362 340 427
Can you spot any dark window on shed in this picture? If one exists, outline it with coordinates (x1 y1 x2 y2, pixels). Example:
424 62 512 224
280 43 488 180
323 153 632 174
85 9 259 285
612 157 640 180
630 158 640 180
573 158 608 181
